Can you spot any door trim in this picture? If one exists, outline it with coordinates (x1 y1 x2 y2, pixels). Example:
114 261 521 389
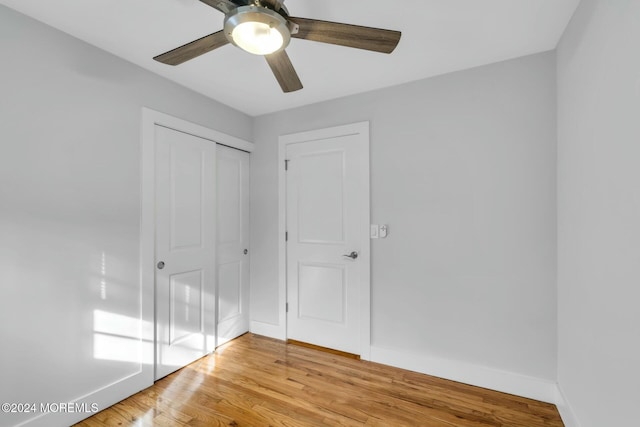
141 107 254 379
275 122 371 360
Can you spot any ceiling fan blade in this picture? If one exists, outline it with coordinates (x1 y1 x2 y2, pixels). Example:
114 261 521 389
199 0 238 14
288 17 401 54
265 50 303 93
153 31 229 66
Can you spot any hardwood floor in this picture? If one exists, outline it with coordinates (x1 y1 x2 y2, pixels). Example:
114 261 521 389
76 334 564 426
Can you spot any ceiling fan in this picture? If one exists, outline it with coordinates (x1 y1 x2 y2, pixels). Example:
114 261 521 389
153 0 402 93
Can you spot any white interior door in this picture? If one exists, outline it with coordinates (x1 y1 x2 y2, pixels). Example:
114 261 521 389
216 145 250 346
285 124 370 355
155 125 216 380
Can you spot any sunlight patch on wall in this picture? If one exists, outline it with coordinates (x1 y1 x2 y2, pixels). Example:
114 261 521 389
93 309 153 364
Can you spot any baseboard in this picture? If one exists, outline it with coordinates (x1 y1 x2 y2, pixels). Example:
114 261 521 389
250 320 286 340
555 384 582 427
370 345 558 404
13 370 152 427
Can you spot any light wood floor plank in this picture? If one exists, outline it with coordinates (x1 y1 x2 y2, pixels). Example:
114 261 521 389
75 334 563 427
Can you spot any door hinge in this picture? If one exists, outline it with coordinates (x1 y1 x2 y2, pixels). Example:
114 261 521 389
286 302 289 313
285 231 288 241
285 159 289 171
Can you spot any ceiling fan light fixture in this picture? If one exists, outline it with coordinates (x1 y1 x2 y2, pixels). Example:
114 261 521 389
232 21 284 55
224 6 290 56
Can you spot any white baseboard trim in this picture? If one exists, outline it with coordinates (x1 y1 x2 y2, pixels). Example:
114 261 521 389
370 345 558 404
250 320 286 340
14 370 152 427
555 384 582 427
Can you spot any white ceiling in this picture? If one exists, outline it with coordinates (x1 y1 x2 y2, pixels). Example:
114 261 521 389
2 0 580 116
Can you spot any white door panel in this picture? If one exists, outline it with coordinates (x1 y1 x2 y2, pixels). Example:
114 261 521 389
297 150 346 244
218 262 242 322
286 125 369 356
155 125 216 380
297 262 345 323
216 145 250 346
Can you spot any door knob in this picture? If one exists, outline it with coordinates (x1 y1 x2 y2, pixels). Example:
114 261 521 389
157 261 165 269
342 251 358 260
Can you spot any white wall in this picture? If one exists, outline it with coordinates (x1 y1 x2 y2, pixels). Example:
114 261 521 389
556 1 640 426
251 52 558 396
0 6 251 427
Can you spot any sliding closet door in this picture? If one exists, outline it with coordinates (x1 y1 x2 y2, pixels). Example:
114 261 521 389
216 144 250 346
154 125 216 380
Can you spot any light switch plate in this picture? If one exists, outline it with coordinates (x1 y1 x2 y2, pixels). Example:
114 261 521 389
370 224 379 239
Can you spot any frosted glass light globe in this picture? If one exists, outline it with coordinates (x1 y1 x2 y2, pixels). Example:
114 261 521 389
232 21 284 55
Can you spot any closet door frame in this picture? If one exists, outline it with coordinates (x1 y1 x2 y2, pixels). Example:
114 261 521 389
141 107 253 383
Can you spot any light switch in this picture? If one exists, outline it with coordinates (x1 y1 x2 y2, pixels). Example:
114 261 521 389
379 224 388 238
370 224 379 239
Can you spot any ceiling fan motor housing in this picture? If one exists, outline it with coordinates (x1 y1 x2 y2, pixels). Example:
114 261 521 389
224 5 291 55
